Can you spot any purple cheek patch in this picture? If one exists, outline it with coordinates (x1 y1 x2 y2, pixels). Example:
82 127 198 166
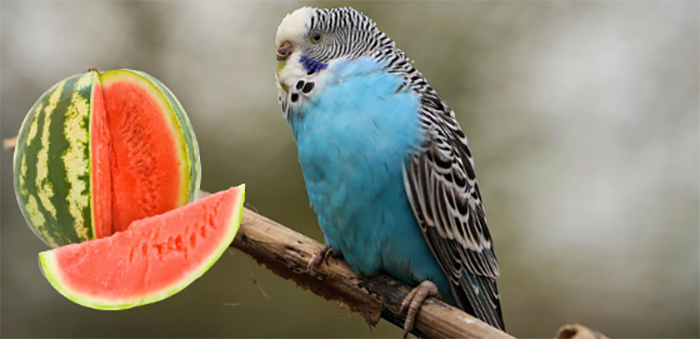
300 55 328 74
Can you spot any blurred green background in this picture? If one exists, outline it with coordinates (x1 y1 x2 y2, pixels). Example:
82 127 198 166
2 1 698 338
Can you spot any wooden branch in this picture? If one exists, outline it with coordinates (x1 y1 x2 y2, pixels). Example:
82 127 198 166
2 140 606 338
4 137 17 150
230 201 514 339
230 206 609 338
555 324 610 339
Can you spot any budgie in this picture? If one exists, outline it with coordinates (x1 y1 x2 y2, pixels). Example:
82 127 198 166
275 7 505 335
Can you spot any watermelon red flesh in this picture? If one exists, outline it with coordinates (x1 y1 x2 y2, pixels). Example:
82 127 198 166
90 82 112 240
39 186 244 310
99 78 185 234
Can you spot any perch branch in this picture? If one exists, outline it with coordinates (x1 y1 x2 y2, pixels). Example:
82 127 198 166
4 136 17 150
229 205 608 338
226 194 513 338
2 138 605 338
555 324 610 339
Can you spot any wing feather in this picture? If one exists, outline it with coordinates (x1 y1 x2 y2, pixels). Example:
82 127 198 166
403 97 505 330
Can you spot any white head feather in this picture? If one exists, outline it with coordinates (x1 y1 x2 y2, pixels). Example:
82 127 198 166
275 7 315 47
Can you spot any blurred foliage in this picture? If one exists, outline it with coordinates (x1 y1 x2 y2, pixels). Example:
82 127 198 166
1 1 698 338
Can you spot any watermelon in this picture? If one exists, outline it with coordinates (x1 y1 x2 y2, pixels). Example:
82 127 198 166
38 186 245 310
13 69 201 248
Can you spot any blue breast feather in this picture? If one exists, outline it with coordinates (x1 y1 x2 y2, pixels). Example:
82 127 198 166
289 57 455 304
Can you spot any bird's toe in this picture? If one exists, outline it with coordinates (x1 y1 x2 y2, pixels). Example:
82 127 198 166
400 280 441 338
307 243 334 274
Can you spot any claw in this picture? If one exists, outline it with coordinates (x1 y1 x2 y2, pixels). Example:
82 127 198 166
399 280 441 338
307 243 334 274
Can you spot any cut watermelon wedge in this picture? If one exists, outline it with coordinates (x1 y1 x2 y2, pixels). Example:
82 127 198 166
38 185 244 310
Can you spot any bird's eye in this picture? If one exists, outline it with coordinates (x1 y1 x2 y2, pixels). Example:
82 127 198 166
310 32 323 44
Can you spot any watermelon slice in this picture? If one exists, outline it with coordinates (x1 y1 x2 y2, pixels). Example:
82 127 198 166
38 185 244 310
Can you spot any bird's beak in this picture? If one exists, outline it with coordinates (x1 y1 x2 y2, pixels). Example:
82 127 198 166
277 41 293 61
277 41 292 74
276 41 293 92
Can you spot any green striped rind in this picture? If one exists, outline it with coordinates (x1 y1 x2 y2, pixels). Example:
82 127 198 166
38 185 245 310
14 73 96 248
133 70 201 203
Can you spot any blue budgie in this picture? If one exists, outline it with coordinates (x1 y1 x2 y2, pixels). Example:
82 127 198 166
275 7 505 334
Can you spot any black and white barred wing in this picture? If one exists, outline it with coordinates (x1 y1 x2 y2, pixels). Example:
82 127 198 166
402 105 505 330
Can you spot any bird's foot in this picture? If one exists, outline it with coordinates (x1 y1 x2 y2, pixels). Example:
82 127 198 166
307 243 335 274
400 280 441 338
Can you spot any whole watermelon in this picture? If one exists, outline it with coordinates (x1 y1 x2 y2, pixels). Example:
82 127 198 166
14 69 201 248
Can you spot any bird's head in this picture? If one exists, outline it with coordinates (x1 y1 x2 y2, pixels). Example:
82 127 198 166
275 7 388 87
